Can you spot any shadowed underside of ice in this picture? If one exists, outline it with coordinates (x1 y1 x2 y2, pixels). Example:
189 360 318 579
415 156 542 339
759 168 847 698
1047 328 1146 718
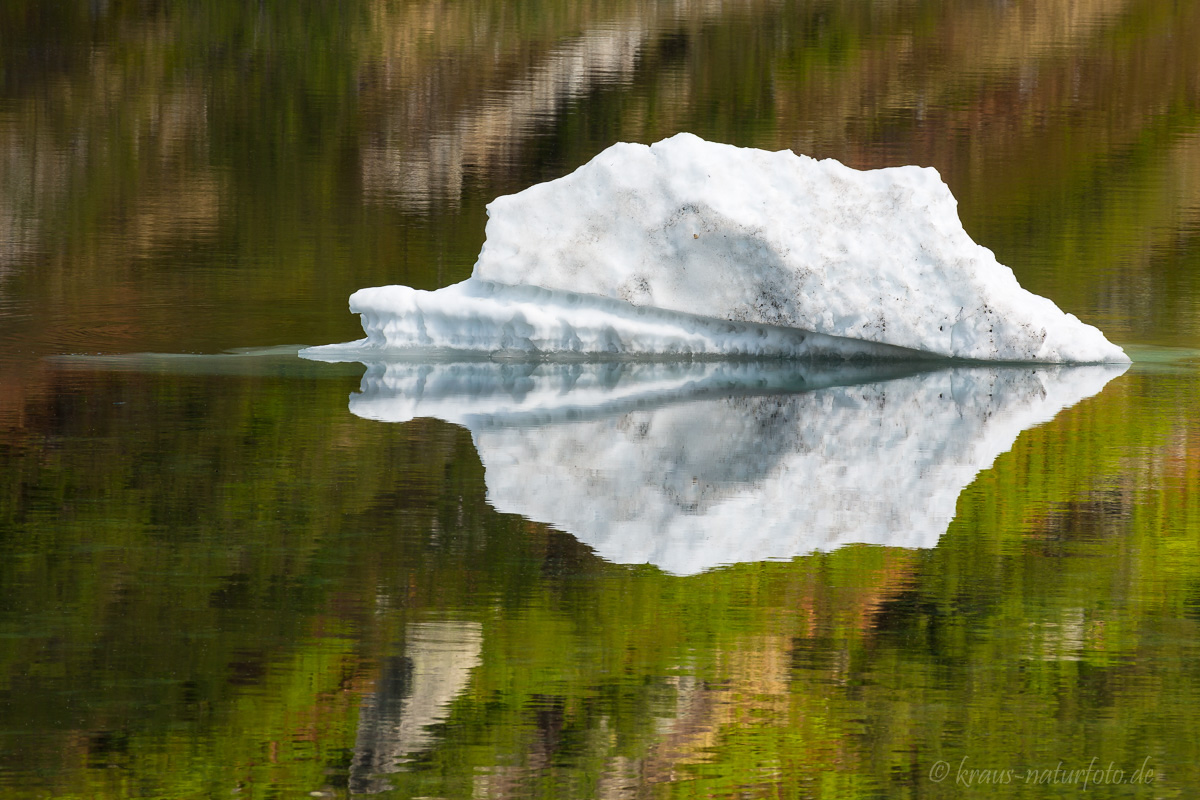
305 133 1128 364
346 360 1126 575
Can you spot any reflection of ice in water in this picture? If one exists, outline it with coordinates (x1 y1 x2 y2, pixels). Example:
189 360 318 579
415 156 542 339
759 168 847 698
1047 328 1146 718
350 621 482 795
343 360 1125 575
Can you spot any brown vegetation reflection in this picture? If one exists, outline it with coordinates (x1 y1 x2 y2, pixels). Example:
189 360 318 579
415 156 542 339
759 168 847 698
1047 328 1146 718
2 0 1198 380
2 5 1200 791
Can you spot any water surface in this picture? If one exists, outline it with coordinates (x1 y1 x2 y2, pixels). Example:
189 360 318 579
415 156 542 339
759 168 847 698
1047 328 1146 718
1 0 1199 797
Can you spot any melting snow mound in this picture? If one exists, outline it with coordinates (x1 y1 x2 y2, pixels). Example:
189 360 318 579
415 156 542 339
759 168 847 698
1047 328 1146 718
306 133 1128 363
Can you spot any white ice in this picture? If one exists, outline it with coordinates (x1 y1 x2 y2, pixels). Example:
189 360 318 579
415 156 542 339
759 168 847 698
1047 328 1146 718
341 360 1126 575
305 279 928 362
306 133 1128 364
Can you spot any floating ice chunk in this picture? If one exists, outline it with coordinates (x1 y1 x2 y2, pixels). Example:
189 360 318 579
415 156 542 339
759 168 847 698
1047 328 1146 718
308 133 1127 363
470 133 1127 363
339 360 1126 575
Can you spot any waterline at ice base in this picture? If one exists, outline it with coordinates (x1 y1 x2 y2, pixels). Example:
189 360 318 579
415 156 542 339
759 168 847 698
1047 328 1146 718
304 133 1129 364
301 134 1131 572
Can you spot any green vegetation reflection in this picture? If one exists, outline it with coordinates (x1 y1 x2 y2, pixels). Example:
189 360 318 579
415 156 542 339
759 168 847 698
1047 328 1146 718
0 363 1197 797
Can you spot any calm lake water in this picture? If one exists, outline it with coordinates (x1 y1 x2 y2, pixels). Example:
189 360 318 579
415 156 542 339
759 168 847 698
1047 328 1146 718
2 1 1199 798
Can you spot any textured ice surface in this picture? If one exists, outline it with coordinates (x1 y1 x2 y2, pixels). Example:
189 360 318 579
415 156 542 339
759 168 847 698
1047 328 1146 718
303 279 928 362
311 134 1126 363
341 360 1126 575
474 134 1126 362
